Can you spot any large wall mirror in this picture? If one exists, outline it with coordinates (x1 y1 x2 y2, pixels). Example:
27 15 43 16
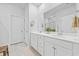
44 3 78 34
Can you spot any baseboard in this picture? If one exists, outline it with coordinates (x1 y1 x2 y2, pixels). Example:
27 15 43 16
10 42 24 45
30 46 41 56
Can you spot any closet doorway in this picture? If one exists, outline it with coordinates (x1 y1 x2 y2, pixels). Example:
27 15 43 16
11 15 25 44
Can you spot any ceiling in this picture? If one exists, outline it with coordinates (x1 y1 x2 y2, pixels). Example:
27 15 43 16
31 3 42 7
0 3 26 9
0 3 42 9
10 3 26 9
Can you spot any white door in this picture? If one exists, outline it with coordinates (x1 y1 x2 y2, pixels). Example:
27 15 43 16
11 15 25 44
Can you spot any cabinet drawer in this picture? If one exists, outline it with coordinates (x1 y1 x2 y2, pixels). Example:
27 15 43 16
55 39 72 49
45 36 55 44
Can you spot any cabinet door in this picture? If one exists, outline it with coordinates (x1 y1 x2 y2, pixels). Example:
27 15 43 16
44 37 55 56
44 41 55 56
31 33 38 50
38 35 44 55
73 44 79 56
55 45 72 56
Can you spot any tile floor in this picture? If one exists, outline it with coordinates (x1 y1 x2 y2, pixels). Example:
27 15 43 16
0 43 40 56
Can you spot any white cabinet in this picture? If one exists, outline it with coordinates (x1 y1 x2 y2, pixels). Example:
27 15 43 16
37 35 44 55
44 37 55 56
30 33 38 50
55 39 73 56
73 44 79 56
30 33 74 56
44 41 55 56
44 37 73 56
31 33 44 55
55 45 72 56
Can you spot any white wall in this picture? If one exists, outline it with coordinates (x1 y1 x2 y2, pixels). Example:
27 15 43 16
0 3 25 44
29 4 45 33
38 4 45 32
44 3 61 12
25 4 29 45
29 4 39 32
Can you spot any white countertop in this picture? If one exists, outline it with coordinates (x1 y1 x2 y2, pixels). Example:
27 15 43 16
31 32 79 44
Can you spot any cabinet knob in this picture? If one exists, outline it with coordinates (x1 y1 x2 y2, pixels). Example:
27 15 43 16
54 47 56 49
52 47 56 49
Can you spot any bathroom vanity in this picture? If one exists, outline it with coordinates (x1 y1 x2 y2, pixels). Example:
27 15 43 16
30 32 79 56
29 3 79 56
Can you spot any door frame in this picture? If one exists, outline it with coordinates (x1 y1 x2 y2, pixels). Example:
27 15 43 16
10 15 25 45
